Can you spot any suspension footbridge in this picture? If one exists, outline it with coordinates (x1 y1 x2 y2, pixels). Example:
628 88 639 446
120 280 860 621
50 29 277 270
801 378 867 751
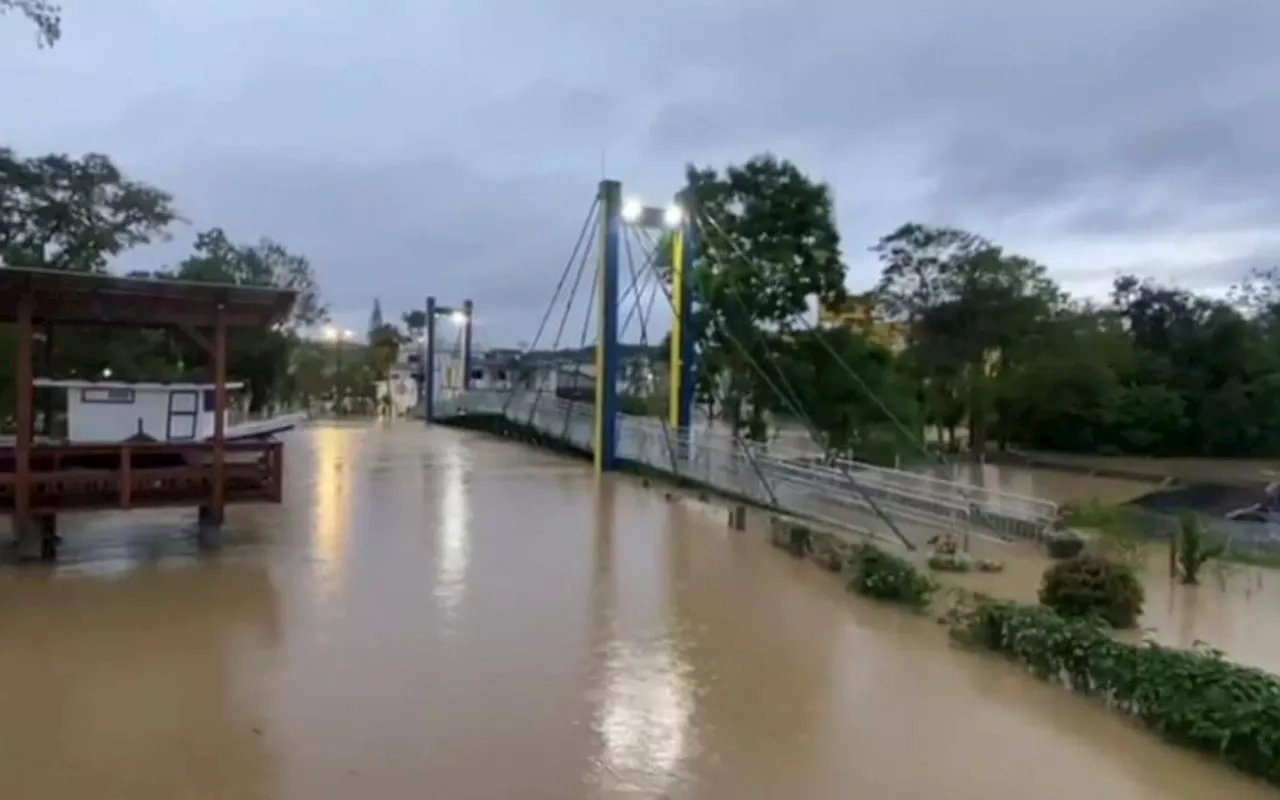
428 179 1058 549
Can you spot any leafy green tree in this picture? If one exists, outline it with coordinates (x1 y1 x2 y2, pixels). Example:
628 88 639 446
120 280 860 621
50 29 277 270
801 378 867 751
678 154 848 440
765 327 920 463
163 228 327 410
872 223 1061 451
0 148 178 271
2 0 60 47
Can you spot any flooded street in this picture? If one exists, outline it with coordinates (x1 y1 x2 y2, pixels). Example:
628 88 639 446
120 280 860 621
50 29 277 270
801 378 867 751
0 422 1275 799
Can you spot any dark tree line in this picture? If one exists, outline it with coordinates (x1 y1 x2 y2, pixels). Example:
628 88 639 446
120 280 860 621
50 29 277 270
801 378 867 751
674 155 1280 461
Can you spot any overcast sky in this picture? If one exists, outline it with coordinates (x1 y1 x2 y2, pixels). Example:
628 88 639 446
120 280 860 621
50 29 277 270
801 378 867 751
3 0 1278 345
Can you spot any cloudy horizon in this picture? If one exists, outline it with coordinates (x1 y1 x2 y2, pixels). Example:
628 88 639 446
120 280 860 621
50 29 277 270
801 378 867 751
3 0 1277 345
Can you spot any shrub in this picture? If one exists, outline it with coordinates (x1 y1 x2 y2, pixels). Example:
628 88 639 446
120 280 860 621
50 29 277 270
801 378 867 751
844 543 937 609
949 599 1280 787
1038 554 1144 628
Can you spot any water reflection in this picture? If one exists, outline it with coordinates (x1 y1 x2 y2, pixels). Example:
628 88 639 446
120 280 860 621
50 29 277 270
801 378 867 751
434 436 471 621
590 481 694 793
312 425 353 594
2 423 1276 799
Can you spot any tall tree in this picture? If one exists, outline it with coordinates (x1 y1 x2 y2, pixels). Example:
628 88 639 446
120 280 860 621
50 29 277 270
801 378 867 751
165 228 327 410
679 154 848 440
369 298 384 337
872 224 1061 451
0 148 178 271
2 0 60 47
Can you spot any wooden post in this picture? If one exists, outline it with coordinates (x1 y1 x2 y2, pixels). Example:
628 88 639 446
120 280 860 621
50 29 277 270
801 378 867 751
13 294 34 544
120 445 132 509
210 304 227 525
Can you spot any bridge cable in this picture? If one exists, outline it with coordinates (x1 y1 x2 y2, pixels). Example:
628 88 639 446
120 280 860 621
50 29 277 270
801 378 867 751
677 213 917 549
629 227 784 510
521 204 600 428
619 248 654 341
502 196 600 416
696 210 1007 540
620 225 682 480
558 241 599 439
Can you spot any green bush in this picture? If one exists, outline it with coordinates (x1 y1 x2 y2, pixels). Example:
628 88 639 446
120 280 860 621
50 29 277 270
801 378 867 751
1045 530 1085 559
1039 553 1144 628
950 600 1280 787
844 543 937 609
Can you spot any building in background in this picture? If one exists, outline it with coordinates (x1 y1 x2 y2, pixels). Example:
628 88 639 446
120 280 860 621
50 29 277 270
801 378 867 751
818 293 907 352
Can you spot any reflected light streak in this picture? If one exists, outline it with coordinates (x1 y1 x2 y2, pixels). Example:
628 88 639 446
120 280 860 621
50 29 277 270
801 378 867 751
595 639 694 793
313 426 351 595
435 440 472 622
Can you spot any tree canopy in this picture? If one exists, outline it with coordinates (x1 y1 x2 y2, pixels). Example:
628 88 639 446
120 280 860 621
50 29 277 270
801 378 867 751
670 153 1280 462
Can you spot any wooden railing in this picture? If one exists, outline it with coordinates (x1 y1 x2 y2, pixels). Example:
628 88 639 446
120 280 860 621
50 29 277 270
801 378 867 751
0 441 283 513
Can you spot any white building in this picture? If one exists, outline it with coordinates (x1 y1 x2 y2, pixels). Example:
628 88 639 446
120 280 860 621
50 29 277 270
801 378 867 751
32 379 304 443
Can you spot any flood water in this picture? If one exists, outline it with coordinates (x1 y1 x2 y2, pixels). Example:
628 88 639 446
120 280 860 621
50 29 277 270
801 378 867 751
0 422 1275 799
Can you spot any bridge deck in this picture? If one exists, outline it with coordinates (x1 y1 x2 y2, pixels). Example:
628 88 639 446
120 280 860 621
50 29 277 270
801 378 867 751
437 390 1059 546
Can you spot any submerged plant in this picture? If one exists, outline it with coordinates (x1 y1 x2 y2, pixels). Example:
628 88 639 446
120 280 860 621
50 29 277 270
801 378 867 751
1175 511 1226 585
1038 553 1145 629
947 598 1280 788
844 543 937 609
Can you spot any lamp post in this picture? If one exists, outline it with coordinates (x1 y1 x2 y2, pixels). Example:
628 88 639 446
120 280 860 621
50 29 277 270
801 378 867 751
323 326 355 414
619 194 693 451
421 297 474 423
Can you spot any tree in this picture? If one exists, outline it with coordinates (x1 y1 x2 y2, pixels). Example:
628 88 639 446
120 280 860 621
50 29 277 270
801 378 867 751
2 0 60 47
765 327 920 463
165 228 327 410
402 309 426 339
0 148 179 271
0 148 181 406
872 224 1062 451
369 298 384 337
679 154 848 440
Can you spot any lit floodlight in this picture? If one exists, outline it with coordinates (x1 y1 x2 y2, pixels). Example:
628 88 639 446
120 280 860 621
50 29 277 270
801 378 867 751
342 328 355 340
663 204 684 227
621 198 644 223
449 310 468 326
322 326 338 341
102 367 113 379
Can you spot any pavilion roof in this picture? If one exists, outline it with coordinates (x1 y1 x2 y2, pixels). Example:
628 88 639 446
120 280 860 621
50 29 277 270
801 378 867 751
0 266 297 328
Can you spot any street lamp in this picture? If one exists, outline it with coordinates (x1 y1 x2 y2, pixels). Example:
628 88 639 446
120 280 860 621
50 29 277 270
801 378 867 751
323 326 355 414
620 198 684 230
619 193 696 441
422 296 474 423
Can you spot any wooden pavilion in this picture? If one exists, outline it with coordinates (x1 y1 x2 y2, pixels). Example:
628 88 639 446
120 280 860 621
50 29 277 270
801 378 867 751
0 267 297 560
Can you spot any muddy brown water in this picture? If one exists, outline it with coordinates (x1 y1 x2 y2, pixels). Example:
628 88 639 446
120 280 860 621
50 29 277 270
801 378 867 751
0 422 1275 799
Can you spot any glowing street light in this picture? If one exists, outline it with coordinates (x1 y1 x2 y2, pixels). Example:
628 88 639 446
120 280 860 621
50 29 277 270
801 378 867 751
322 326 354 342
448 310 468 326
621 199 644 224
620 197 684 229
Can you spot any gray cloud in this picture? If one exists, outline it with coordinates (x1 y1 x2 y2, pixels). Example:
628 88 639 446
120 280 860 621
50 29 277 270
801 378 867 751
3 0 1279 343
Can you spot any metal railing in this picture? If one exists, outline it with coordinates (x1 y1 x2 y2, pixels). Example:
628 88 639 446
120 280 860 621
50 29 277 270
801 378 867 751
437 390 1059 544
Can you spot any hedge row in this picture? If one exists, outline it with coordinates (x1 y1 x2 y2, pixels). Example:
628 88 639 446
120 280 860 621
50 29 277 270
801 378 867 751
768 516 1280 788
